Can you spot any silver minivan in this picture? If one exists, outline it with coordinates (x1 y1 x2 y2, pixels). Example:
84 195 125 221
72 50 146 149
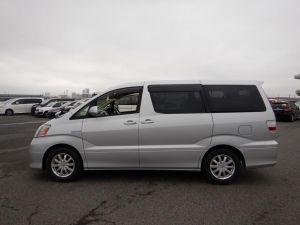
30 81 278 184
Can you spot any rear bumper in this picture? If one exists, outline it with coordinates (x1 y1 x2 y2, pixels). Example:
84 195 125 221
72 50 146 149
240 140 279 168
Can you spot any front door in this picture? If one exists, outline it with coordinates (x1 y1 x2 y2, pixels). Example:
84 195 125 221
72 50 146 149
81 86 143 168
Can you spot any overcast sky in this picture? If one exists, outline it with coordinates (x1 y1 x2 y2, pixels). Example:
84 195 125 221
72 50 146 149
0 0 299 97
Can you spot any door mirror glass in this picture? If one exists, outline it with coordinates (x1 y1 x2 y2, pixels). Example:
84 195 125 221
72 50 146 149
89 106 98 117
89 106 108 117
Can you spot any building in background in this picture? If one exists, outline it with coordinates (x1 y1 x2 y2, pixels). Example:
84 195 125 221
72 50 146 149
72 92 81 99
82 88 90 98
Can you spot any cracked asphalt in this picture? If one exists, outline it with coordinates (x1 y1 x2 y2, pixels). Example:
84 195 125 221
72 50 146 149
0 115 299 225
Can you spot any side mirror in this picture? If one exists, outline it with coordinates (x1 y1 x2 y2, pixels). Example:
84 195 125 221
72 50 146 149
89 106 99 117
89 106 108 117
55 111 61 118
15 102 19 105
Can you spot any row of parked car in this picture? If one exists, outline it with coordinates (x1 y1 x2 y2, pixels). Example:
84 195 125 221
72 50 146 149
1 96 300 122
0 97 90 118
269 100 300 122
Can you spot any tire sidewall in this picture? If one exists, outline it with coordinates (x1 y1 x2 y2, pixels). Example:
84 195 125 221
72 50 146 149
203 149 242 184
6 109 13 116
45 148 82 182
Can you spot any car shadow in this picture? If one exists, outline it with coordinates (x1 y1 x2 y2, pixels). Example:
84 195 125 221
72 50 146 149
30 168 275 186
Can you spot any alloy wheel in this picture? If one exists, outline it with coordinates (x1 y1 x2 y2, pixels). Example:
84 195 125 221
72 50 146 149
209 154 236 180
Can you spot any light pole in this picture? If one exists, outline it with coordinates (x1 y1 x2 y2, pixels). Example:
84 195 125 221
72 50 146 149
295 74 300 96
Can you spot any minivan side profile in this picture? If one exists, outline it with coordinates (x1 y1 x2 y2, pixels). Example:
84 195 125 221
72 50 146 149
0 97 44 115
30 81 278 184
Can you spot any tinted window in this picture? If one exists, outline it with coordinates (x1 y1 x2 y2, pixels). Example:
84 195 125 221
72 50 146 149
148 85 205 114
23 99 42 104
271 102 288 109
204 85 266 113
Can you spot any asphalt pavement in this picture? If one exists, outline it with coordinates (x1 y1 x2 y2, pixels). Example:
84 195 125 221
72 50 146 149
0 115 299 225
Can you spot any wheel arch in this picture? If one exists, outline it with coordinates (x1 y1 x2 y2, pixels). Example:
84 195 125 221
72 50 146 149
5 108 14 114
42 144 84 170
201 144 245 169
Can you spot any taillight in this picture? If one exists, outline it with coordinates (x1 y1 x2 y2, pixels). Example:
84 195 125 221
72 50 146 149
267 120 277 133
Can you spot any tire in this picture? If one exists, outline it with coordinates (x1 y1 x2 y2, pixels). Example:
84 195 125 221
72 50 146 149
5 109 14 116
45 148 82 182
43 111 48 117
202 149 242 184
289 114 295 122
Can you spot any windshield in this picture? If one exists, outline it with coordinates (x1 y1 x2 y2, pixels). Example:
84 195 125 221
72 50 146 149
47 102 58 107
271 102 289 109
72 102 83 109
41 100 52 107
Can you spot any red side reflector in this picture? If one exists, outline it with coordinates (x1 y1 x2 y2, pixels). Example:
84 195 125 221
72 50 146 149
267 121 277 133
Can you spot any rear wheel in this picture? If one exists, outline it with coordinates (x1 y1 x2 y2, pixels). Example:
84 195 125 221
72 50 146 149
45 148 82 182
5 109 14 116
202 149 242 184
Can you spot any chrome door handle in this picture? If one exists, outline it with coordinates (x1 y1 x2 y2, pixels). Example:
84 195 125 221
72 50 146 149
124 120 137 125
141 119 154 124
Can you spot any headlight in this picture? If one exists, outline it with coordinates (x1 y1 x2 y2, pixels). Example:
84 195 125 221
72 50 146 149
35 125 51 137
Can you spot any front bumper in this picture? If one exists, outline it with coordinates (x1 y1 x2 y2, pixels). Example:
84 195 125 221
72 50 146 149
35 110 44 116
29 138 48 169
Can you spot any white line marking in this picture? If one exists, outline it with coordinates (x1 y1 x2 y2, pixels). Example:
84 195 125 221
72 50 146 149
0 121 47 126
0 146 29 154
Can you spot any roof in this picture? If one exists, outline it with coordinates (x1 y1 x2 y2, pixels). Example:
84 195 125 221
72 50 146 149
106 80 263 90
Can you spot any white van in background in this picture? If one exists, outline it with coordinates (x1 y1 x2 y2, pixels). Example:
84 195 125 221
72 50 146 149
0 97 44 115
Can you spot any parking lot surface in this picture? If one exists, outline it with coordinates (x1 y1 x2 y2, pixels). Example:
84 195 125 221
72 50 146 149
0 115 299 225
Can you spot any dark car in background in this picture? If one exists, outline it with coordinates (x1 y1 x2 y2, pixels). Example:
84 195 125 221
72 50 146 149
31 98 74 115
271 101 300 122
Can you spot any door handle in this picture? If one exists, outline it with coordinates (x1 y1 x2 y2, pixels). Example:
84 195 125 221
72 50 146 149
141 119 154 124
124 120 137 125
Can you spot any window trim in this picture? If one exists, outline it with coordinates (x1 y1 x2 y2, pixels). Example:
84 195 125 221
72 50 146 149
148 84 208 114
70 86 144 120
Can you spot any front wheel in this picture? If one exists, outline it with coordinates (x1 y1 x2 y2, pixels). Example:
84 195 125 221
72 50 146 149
45 148 82 182
5 109 14 116
202 149 242 184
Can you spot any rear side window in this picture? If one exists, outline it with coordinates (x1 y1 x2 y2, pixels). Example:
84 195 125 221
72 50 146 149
204 85 266 113
148 85 205 114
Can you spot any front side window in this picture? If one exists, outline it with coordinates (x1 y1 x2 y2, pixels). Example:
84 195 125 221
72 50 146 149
13 99 25 104
72 86 143 119
148 84 205 114
94 87 142 116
